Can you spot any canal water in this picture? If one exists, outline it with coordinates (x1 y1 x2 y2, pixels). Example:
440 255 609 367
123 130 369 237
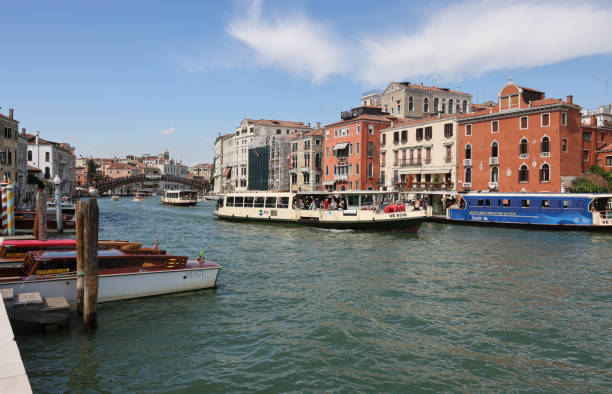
16 197 611 392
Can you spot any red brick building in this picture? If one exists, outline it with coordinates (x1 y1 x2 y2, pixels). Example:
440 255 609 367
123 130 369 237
580 115 612 171
457 80 582 193
323 107 393 191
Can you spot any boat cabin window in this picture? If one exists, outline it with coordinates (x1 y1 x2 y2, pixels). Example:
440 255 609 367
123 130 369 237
563 200 569 208
503 199 510 207
278 197 289 208
244 196 254 207
477 199 484 207
226 196 234 207
485 199 491 207
361 194 374 205
348 194 360 207
541 200 550 208
521 200 530 208
234 196 244 207
265 197 277 208
254 197 265 207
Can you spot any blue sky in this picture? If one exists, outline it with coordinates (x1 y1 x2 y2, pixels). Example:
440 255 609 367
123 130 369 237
2 0 612 165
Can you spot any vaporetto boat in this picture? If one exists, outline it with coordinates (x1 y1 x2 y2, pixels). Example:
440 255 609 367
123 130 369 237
215 191 428 231
447 192 612 231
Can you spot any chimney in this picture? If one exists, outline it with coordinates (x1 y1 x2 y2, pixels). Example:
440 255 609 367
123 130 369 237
316 122 321 129
591 115 597 126
21 128 26 135
307 122 311 128
528 100 532 108
566 95 573 104
8 108 13 120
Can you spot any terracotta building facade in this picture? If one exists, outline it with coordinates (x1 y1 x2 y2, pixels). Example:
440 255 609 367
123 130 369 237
458 80 582 193
323 108 393 191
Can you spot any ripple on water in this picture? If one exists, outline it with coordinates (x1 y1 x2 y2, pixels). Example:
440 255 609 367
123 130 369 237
15 198 612 392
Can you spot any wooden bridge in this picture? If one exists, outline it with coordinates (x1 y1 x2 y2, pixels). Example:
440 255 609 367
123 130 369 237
94 174 210 194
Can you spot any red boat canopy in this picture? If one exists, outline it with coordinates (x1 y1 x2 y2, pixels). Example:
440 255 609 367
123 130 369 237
1 239 77 248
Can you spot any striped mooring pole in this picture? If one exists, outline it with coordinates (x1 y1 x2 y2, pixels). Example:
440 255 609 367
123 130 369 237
6 183 15 236
1 180 8 236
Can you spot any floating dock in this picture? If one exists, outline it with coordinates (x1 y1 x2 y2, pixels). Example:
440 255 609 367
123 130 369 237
0 289 32 393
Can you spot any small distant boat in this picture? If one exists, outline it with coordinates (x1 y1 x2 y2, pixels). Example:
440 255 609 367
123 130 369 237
161 190 198 206
15 210 76 233
46 199 76 215
204 194 217 201
111 195 120 201
132 193 146 202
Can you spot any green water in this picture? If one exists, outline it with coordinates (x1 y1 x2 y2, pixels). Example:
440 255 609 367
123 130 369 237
16 197 612 392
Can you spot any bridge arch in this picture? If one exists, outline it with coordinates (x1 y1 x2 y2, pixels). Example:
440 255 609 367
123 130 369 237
95 174 210 195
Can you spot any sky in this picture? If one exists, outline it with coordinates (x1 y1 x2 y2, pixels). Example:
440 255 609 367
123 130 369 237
2 0 612 165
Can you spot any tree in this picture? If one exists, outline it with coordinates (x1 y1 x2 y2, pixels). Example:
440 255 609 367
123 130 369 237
587 164 606 176
86 160 99 186
571 175 608 193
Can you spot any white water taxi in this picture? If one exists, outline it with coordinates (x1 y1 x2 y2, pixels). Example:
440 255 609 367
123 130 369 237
161 190 198 207
215 191 428 231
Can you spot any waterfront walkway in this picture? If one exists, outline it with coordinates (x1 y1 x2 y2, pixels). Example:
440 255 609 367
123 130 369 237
0 292 32 393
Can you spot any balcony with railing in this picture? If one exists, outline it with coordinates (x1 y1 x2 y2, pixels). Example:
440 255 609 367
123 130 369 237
399 159 422 167
541 151 550 158
334 174 348 181
301 167 310 173
519 153 529 159
489 156 499 165
463 158 472 166
396 181 455 191
463 182 472 189
488 181 499 190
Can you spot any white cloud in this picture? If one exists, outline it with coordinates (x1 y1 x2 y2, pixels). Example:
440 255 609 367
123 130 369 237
224 1 612 86
359 1 612 85
226 0 347 83
160 127 175 135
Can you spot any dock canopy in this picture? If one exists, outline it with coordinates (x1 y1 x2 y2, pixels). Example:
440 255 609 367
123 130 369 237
333 143 349 150
223 167 232 178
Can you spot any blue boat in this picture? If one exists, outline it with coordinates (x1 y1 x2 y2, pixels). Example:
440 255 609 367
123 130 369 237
448 193 612 231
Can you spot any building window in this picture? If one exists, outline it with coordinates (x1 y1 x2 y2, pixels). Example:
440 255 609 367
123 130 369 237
444 123 453 138
45 152 50 161
449 99 453 114
540 164 550 182
393 131 399 143
424 98 429 113
408 96 414 112
441 101 446 113
27 151 32 161
326 130 329 139
356 163 360 174
462 100 468 113
401 129 407 142
367 142 374 157
394 151 399 165
465 144 472 159
44 167 50 178
445 146 452 162
325 166 328 176
583 150 589 161
562 138 567 152
425 126 432 140
491 120 499 133
356 143 360 154
357 125 360 134
491 141 499 158
541 113 550 127
434 98 439 113
541 136 550 156
561 112 567 126
606 156 612 166
519 138 529 157
465 167 472 183
518 164 529 183
465 124 472 136
381 151 386 167
368 162 373 177
426 147 431 163
583 132 591 142
520 116 528 129
381 133 386 146
368 125 374 135
416 128 423 141
491 166 499 182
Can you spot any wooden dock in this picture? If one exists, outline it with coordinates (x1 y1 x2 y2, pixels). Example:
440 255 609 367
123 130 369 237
0 289 32 393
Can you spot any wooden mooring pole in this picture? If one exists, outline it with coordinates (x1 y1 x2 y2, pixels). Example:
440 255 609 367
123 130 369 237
82 198 99 330
75 200 85 315
35 188 47 241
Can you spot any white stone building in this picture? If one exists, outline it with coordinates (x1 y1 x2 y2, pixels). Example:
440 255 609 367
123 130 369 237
581 103 612 127
26 132 76 195
380 82 472 119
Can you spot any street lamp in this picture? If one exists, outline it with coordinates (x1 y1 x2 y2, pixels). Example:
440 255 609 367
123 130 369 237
54 174 63 233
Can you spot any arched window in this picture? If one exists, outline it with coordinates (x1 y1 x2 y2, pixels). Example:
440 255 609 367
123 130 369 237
27 151 32 161
340 185 346 191
519 138 529 156
465 144 472 159
434 98 439 113
491 141 499 157
465 167 472 183
490 166 499 182
449 99 454 114
367 186 374 190
44 167 50 179
462 100 468 113
408 96 414 112
423 98 429 113
519 164 529 183
540 164 550 182
541 136 550 154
